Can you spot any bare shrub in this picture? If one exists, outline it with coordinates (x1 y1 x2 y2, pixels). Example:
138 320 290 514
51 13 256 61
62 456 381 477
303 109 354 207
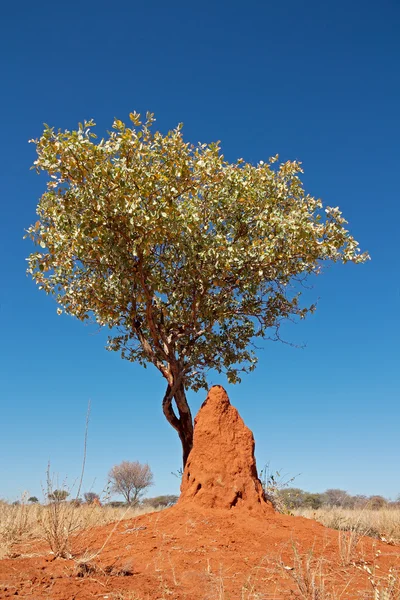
38 470 80 558
37 402 91 558
338 529 361 566
259 463 299 513
108 461 154 505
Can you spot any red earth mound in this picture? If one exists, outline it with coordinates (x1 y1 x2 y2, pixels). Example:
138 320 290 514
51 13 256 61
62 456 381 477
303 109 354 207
0 386 399 599
179 385 272 514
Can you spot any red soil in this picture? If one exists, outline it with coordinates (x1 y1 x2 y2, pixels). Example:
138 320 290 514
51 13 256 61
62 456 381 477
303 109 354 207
1 386 399 599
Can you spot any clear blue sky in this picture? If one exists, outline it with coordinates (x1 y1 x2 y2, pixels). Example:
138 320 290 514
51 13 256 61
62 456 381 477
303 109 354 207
1 0 399 503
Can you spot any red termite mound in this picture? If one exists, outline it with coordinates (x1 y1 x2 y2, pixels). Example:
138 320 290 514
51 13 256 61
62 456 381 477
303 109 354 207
178 385 273 514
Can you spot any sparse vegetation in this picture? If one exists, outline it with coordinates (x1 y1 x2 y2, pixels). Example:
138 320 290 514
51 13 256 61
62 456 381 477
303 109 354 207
265 485 400 545
270 485 399 512
1 493 400 598
294 506 400 544
280 543 329 600
40 476 80 558
0 499 157 559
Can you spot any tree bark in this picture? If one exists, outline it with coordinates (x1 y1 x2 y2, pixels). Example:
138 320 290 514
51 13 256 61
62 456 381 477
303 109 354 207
162 381 194 468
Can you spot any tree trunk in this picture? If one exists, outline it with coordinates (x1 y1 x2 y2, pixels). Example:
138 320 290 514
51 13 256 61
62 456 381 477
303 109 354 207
174 382 194 467
162 381 194 468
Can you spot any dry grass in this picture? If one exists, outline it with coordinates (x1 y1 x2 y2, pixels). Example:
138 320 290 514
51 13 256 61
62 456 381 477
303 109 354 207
2 502 400 599
294 507 400 544
290 509 400 598
0 500 156 558
279 543 331 600
359 564 400 600
336 509 368 566
0 498 40 558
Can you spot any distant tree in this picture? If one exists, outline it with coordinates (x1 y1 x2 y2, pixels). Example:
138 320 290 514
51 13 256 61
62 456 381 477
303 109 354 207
276 488 306 510
108 461 154 505
70 497 83 506
302 493 324 510
84 492 100 504
48 489 69 502
351 494 368 508
107 501 126 508
26 113 369 467
28 496 39 503
368 495 387 510
322 489 351 508
277 488 324 510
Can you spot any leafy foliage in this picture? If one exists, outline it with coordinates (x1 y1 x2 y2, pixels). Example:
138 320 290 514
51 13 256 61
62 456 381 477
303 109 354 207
26 112 369 392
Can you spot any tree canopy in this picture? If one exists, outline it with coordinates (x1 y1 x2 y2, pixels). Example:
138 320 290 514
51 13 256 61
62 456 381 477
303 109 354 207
26 112 369 464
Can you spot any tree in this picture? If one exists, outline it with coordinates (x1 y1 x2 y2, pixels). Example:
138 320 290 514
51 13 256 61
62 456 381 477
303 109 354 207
84 492 100 504
302 492 323 510
276 487 306 510
322 489 351 508
48 489 69 502
28 496 39 503
349 494 368 509
26 112 369 466
368 495 387 510
108 461 153 504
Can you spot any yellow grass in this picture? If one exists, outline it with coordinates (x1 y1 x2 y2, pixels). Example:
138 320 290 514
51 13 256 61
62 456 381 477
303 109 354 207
294 507 400 544
0 500 156 558
2 502 400 559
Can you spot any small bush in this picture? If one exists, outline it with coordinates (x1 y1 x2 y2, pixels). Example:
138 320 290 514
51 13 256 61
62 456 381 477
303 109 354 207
141 495 178 509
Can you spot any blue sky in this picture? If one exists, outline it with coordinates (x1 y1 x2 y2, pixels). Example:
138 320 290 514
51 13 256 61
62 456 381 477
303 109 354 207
1 0 399 502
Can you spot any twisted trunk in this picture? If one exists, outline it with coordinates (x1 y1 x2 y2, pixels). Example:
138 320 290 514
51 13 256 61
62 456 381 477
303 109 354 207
133 313 194 466
162 381 193 468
